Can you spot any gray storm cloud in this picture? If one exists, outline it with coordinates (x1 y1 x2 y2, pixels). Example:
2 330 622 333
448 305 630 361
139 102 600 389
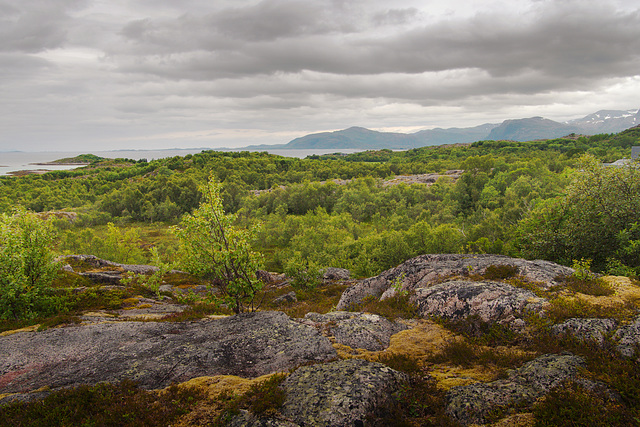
1 0 639 151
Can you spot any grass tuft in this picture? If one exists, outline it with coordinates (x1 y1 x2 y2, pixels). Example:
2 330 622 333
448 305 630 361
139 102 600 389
564 276 615 297
483 265 520 280
348 293 418 321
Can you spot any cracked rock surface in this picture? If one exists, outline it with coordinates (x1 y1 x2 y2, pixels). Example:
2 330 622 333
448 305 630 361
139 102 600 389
281 358 406 427
446 353 601 425
552 318 618 345
336 254 572 310
303 311 407 351
0 311 336 398
412 280 546 328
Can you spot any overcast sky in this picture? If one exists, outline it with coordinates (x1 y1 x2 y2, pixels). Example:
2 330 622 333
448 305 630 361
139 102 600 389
1 0 640 151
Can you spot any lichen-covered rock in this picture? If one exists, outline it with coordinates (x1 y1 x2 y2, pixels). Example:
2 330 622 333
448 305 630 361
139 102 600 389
552 318 618 345
273 291 297 305
615 315 640 358
281 358 406 426
63 254 160 275
446 353 589 425
321 267 351 281
304 311 407 351
336 254 572 310
61 254 160 285
0 311 336 396
257 270 286 285
412 281 546 328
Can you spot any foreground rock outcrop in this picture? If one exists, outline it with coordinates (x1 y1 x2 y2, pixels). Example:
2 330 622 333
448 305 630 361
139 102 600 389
336 254 573 310
446 353 606 425
3 253 639 425
0 312 335 398
280 358 406 426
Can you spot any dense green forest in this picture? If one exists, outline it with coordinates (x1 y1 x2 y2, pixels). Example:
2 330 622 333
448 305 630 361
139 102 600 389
1 127 639 278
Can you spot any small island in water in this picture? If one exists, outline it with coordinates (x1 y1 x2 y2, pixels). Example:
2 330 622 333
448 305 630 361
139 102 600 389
31 153 106 166
7 154 107 176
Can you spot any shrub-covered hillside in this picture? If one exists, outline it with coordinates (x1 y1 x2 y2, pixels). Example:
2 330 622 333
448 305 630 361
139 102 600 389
1 128 638 277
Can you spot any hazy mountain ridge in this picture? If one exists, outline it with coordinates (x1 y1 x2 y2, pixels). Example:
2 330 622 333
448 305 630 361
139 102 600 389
266 108 640 150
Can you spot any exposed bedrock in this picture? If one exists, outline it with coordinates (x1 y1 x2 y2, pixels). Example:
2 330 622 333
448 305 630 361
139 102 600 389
446 353 608 425
412 280 546 329
303 311 407 351
280 358 407 427
0 311 336 397
336 254 573 311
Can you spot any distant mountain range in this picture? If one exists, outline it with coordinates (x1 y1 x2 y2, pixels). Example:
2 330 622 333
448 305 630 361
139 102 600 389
244 108 640 150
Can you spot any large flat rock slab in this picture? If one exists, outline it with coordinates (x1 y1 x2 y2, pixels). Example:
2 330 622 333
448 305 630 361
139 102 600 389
0 311 336 396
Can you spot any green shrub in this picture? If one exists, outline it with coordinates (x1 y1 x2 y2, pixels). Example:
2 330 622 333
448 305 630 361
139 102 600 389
172 177 264 314
121 247 173 296
283 252 321 290
606 258 638 277
0 208 61 320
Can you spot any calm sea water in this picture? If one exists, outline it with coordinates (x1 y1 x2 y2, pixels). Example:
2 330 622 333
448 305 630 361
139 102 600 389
0 148 362 176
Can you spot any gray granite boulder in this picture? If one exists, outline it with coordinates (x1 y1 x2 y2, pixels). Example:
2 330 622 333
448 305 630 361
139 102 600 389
412 280 546 328
0 311 336 398
552 318 618 345
615 315 640 358
446 353 592 425
281 358 406 426
304 311 407 351
321 267 351 282
336 254 572 310
273 291 298 304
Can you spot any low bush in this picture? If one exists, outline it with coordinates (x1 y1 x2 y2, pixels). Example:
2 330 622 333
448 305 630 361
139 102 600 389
429 338 531 370
483 264 520 280
439 315 520 347
0 380 206 427
564 276 615 296
212 373 288 425
373 373 458 426
280 282 348 318
532 381 635 426
375 352 422 375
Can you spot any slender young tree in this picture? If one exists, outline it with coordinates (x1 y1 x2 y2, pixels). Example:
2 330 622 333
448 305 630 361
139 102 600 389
172 177 263 313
